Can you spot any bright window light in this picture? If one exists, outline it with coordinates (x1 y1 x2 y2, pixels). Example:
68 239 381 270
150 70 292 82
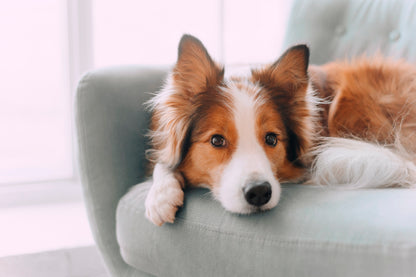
92 0 223 67
0 1 73 185
224 0 292 65
0 0 292 186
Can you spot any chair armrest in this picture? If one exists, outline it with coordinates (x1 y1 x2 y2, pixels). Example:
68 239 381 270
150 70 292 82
74 66 166 276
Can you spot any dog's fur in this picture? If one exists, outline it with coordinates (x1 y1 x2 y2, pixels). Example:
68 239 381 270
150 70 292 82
144 35 416 226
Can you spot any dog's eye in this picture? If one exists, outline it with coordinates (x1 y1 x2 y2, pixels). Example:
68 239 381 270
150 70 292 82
211 134 226 148
265 133 278 147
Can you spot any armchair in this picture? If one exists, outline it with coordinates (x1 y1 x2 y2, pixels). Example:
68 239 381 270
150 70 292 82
75 1 416 276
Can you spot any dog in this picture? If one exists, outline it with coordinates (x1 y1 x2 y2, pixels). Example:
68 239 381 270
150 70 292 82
144 34 416 226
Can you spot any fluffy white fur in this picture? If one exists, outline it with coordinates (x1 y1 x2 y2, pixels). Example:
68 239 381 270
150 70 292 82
145 163 184 226
309 137 416 188
145 75 188 168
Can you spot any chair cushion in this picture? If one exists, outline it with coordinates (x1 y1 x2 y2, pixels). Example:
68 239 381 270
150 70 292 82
117 183 416 277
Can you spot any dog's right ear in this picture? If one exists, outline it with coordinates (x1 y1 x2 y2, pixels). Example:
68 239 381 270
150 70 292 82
147 35 223 169
173 34 224 96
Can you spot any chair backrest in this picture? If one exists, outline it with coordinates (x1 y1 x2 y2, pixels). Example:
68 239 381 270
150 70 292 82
283 0 416 64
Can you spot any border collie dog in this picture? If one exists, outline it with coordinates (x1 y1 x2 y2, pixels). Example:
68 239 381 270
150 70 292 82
143 35 416 226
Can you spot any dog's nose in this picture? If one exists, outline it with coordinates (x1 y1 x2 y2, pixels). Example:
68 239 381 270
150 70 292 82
243 181 272 207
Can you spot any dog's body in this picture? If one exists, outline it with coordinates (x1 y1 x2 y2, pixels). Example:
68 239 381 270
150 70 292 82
144 35 416 226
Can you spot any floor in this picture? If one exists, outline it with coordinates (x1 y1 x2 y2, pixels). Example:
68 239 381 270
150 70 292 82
0 193 94 257
0 184 108 276
0 246 109 277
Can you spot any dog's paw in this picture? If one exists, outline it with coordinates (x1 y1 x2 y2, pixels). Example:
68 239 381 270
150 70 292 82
145 176 184 226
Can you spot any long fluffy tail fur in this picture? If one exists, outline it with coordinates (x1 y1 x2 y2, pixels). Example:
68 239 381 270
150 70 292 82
309 137 416 188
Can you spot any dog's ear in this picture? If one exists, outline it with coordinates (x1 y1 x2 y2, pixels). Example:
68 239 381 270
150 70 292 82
252 44 309 94
252 45 314 165
147 35 224 169
173 34 224 95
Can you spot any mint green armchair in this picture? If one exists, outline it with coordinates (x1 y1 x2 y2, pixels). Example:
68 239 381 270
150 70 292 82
75 1 416 276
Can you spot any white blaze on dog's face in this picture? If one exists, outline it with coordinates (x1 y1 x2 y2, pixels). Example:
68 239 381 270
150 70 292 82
215 82 283 213
152 35 313 214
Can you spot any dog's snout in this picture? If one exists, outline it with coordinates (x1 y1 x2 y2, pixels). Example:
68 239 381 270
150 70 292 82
243 181 272 207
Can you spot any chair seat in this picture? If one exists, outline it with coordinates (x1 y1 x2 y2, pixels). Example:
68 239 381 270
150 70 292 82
116 183 416 277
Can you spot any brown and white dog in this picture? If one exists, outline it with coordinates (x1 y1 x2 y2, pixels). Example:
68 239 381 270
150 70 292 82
143 34 416 226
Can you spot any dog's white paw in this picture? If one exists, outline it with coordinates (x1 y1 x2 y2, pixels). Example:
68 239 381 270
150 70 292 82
145 171 184 226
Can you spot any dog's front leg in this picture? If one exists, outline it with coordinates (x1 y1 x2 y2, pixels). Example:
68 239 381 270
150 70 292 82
145 163 185 226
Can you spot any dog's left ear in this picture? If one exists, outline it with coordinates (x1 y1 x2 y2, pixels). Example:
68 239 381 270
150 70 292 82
252 44 309 94
252 45 313 164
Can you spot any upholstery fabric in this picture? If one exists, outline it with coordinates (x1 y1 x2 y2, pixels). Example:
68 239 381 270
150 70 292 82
75 66 166 277
118 183 416 277
284 0 416 64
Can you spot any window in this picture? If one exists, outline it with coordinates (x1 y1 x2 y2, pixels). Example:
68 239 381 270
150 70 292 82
92 0 223 67
92 0 292 67
0 1 72 185
1 0 292 187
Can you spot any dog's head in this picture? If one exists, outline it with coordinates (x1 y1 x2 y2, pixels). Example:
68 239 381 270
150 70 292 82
148 35 315 214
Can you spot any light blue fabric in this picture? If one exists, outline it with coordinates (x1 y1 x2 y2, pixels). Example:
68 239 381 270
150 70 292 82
75 0 416 276
118 184 416 277
75 66 165 277
284 0 416 65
